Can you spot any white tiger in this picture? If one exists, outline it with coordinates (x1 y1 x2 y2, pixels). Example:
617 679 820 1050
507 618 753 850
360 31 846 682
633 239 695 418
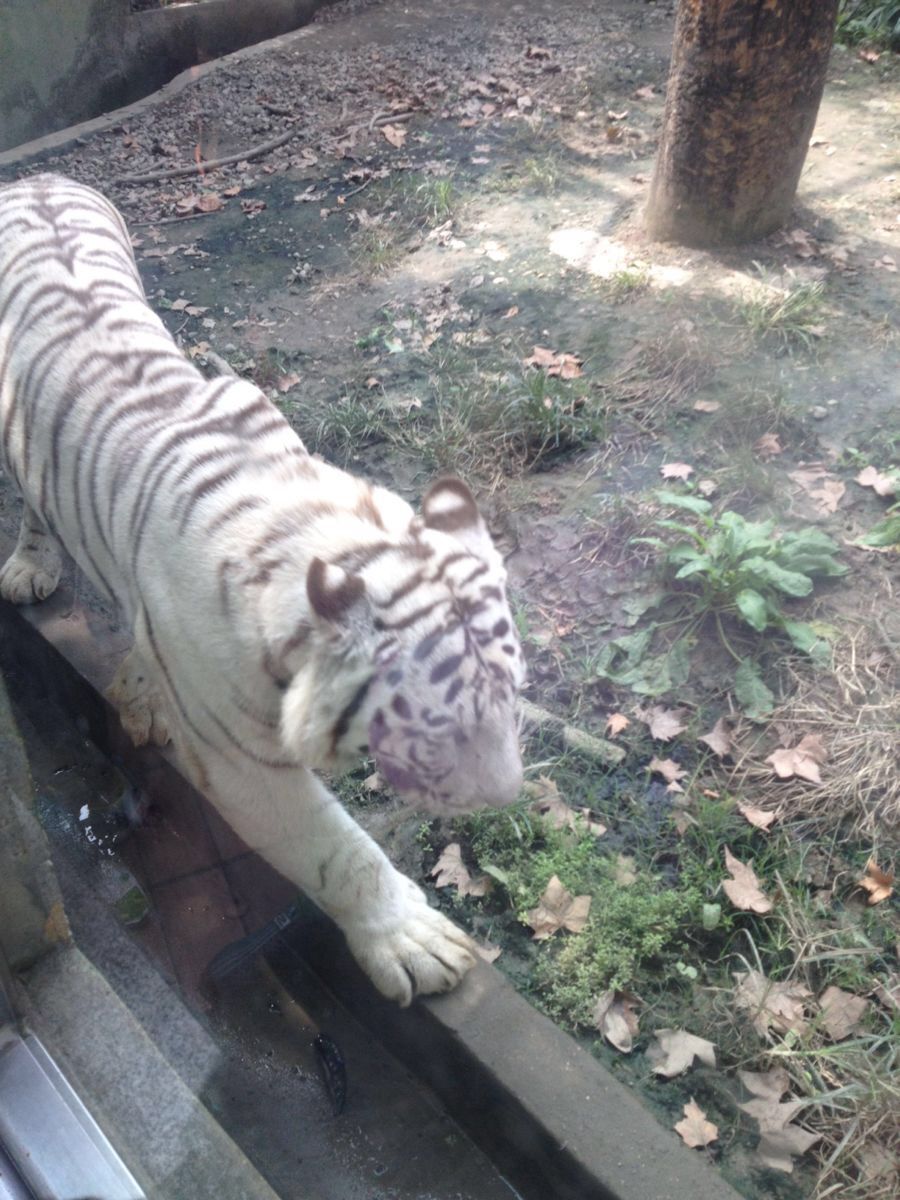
0 174 525 1005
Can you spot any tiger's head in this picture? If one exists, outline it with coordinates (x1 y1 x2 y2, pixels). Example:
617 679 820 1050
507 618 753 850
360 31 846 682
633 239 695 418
280 478 525 814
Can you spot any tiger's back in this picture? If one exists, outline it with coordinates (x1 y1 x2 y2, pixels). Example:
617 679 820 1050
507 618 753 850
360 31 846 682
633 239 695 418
0 173 525 1006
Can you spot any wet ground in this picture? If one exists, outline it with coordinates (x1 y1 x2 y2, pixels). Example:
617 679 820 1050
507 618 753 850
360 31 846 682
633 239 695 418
0 1 898 1197
0 612 522 1200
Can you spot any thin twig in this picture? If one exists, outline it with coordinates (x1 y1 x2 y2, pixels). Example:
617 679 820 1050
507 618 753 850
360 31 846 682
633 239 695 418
115 126 301 185
131 210 218 227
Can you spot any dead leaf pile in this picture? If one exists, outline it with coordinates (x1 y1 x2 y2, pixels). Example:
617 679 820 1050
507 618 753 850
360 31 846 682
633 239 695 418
722 849 772 914
738 1067 820 1173
526 875 591 940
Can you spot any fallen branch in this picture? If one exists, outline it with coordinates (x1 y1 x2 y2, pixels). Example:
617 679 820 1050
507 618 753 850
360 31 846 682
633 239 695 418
115 127 302 185
518 699 625 767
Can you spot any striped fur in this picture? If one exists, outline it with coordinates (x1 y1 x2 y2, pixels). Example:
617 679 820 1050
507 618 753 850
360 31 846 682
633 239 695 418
0 174 525 1004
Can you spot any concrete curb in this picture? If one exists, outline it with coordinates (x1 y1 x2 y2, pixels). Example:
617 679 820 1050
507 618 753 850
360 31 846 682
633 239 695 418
0 5 328 170
0 542 745 1200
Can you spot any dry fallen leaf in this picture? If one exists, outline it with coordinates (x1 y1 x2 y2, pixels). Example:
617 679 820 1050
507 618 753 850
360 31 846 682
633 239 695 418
858 858 894 905
633 84 656 100
733 969 811 1037
647 1029 716 1077
381 123 408 148
430 843 491 897
526 875 591 940
639 705 687 741
692 398 721 413
592 990 640 1053
660 462 694 481
819 985 868 1040
855 465 898 497
675 1099 718 1149
524 345 583 379
756 1125 821 1174
524 775 606 837
501 305 519 319
474 938 502 964
789 466 845 515
737 803 777 831
605 712 630 737
754 432 784 459
613 854 638 887
723 848 773 914
648 756 687 785
276 372 301 394
699 717 732 758
871 974 900 1012
739 1068 820 1172
765 734 828 784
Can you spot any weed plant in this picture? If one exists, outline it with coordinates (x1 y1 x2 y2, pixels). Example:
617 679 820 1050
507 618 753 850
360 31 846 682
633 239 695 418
837 0 900 48
635 492 847 662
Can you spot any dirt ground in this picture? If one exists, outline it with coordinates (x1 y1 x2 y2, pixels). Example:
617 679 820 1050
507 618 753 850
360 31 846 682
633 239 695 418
2 1 898 1197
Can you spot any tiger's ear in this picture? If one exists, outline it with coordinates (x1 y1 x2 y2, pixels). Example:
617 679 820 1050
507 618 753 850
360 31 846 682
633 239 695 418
307 558 366 626
421 477 494 558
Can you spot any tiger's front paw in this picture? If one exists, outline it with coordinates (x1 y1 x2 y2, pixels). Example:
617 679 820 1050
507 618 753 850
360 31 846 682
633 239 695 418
0 551 61 605
343 880 476 1006
106 653 170 748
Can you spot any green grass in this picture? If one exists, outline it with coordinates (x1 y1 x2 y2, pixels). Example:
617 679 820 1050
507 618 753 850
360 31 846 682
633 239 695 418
735 272 827 352
837 0 900 48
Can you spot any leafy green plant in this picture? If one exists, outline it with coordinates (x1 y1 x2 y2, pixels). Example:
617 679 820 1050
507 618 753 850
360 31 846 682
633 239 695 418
636 492 847 661
858 500 900 549
837 0 900 48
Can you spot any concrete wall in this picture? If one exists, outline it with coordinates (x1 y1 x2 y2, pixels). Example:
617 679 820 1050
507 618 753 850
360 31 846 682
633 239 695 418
0 0 327 153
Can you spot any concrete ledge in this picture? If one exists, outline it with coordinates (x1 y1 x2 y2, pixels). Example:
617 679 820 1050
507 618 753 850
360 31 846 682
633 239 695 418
0 531 744 1200
0 0 330 154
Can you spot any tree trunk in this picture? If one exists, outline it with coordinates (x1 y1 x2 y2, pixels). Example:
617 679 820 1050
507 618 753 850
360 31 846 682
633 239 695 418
645 0 839 247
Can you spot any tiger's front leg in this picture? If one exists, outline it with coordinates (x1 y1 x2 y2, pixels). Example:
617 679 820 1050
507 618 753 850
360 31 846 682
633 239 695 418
204 761 476 1005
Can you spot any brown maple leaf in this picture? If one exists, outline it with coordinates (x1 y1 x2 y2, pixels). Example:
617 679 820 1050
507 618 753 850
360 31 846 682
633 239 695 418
699 717 732 758
660 462 694 481
789 466 845 515
430 843 491 897
605 712 630 737
737 803 777 831
733 969 811 1037
592 990 640 1053
639 705 687 741
526 876 591 940
675 1099 718 1149
858 858 894 905
648 756 687 785
381 123 408 148
818 984 868 1040
754 432 784 459
855 465 898 497
765 734 827 784
722 848 772 914
474 938 502 964
524 776 607 838
647 1029 716 1078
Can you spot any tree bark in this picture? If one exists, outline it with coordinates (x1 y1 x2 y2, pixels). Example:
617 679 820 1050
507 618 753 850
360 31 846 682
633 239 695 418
645 0 839 247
